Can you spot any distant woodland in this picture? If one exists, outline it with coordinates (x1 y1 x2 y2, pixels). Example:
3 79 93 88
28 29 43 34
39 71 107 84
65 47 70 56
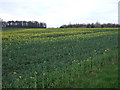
60 22 120 28
2 21 47 28
1 20 120 28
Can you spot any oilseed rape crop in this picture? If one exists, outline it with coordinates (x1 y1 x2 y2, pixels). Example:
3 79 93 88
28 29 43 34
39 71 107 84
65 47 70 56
2 28 118 88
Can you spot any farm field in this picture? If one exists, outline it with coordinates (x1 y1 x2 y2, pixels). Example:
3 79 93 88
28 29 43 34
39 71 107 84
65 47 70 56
2 28 118 88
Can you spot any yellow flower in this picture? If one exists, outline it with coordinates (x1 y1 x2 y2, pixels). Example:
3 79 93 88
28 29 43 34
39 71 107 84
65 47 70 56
86 59 89 62
89 57 92 59
30 76 34 79
94 50 96 52
13 72 17 74
105 50 107 52
43 61 46 63
16 78 19 81
103 53 106 54
43 73 45 75
35 71 38 74
19 76 22 79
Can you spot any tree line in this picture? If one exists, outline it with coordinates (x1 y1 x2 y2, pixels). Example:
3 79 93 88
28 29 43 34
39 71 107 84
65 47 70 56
2 21 47 28
60 22 120 28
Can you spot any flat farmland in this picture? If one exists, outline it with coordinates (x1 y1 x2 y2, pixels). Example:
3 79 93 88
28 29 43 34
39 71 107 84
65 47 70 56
2 28 118 88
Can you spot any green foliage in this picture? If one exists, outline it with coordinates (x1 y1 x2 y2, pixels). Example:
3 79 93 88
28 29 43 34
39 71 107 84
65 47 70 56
2 28 118 88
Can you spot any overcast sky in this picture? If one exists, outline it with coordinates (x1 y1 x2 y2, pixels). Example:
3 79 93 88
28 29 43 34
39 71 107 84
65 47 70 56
0 0 118 27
